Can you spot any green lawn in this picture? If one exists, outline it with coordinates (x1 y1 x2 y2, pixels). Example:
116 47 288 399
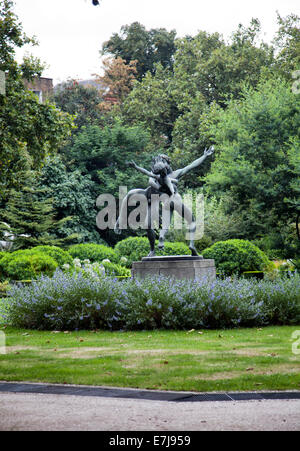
0 325 299 392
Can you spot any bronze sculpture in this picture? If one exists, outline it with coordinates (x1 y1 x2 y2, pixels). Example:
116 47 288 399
114 147 214 257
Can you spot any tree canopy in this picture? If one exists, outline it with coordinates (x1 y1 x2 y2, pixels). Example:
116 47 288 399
53 80 103 130
0 0 73 198
2 3 299 256
205 76 300 255
101 22 176 80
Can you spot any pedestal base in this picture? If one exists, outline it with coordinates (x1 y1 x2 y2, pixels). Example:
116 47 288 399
132 256 216 281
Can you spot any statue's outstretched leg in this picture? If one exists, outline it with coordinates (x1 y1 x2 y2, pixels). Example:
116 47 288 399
114 218 121 235
147 229 156 257
172 194 200 257
158 201 174 250
145 203 156 257
187 216 198 256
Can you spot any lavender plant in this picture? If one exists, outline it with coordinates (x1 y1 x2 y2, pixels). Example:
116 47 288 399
3 271 300 331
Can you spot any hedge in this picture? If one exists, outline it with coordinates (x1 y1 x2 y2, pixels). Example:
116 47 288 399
0 251 58 281
202 239 272 275
68 243 119 264
115 237 191 267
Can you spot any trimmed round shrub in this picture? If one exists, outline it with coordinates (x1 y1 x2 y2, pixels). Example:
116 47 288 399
0 252 58 281
30 246 74 268
202 239 272 275
163 242 191 257
115 237 149 267
68 243 119 264
115 237 191 267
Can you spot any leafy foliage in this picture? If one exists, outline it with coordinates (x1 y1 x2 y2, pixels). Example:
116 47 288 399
62 122 152 196
0 179 77 250
53 80 103 130
0 245 73 281
30 246 74 268
52 122 154 245
121 20 275 172
0 250 58 281
205 77 300 253
123 63 179 143
115 237 191 267
101 261 131 277
273 12 300 76
102 22 176 80
0 0 73 196
68 243 119 264
172 22 274 109
202 240 272 275
36 156 103 244
96 57 137 107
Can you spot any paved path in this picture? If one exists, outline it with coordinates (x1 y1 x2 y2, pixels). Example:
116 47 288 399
0 390 299 431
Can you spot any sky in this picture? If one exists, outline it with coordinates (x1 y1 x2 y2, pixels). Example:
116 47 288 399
13 0 300 85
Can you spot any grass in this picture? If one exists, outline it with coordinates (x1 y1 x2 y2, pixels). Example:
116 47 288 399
0 325 299 392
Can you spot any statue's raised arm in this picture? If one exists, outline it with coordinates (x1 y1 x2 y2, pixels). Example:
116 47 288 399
172 146 214 179
128 160 160 180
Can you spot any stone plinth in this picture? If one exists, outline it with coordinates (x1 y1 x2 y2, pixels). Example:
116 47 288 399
132 256 216 281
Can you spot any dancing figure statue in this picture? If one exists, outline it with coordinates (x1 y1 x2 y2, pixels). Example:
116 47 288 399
114 147 214 257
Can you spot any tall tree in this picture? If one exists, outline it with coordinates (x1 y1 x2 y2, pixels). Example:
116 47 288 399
64 121 152 195
101 22 176 80
273 12 300 78
205 76 300 255
36 156 104 244
61 121 153 245
0 0 73 198
0 175 76 249
172 21 274 110
96 57 137 108
53 79 104 130
122 63 178 144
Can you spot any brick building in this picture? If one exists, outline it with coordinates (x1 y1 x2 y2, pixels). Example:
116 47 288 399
24 77 53 102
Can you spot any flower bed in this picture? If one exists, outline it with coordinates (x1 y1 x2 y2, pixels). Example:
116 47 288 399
2 270 299 331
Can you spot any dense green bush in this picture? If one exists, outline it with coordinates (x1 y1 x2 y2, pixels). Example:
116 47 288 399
4 270 300 330
68 243 119 264
102 261 131 277
202 239 272 275
115 237 190 267
195 236 214 253
0 251 58 281
0 247 73 281
29 246 74 268
163 242 191 256
115 237 149 267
